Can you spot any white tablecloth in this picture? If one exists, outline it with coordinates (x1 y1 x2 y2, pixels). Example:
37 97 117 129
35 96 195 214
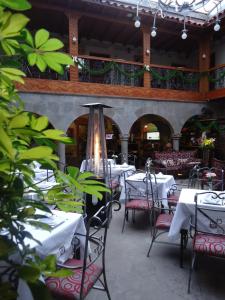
80 159 114 172
168 188 225 240
80 160 135 182
17 210 86 300
119 173 176 205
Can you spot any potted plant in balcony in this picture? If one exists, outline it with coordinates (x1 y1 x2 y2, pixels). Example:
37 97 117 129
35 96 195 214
0 1 110 299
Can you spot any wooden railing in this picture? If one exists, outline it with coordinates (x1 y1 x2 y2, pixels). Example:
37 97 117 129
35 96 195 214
208 64 225 90
21 54 203 92
77 55 144 87
150 64 199 91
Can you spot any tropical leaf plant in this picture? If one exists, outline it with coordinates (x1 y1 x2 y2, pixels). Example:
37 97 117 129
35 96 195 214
0 1 110 299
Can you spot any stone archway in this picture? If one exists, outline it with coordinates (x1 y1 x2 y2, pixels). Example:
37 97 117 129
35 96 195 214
129 114 173 167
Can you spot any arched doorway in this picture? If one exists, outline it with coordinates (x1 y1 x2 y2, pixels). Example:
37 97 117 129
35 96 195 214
129 114 173 167
66 114 121 167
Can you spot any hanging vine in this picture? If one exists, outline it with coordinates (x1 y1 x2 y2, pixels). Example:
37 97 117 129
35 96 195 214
73 56 225 84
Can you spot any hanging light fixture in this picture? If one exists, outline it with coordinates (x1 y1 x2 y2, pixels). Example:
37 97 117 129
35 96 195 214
181 17 188 39
135 0 222 38
134 1 141 27
151 12 158 37
214 6 221 31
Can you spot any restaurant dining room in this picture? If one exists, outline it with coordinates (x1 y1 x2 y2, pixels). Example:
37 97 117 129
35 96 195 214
2 0 225 299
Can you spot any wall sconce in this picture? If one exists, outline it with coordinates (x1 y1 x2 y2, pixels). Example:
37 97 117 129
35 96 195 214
146 49 150 55
202 53 206 59
72 36 77 44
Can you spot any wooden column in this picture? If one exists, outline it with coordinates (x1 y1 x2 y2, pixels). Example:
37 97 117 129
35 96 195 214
199 33 211 93
66 12 80 82
142 26 151 88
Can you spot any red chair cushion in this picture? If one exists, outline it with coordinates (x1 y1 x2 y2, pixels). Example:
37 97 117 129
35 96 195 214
168 194 179 205
155 213 173 229
194 233 225 257
46 259 102 299
125 199 152 210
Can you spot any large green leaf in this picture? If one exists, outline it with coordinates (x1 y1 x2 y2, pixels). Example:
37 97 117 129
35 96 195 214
9 113 29 128
35 29 49 48
18 146 54 160
0 126 13 158
45 52 74 65
31 115 49 131
39 38 63 51
1 13 29 37
43 129 73 143
0 0 31 10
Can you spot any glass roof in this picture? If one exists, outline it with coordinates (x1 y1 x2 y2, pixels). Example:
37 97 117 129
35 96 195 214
114 0 225 20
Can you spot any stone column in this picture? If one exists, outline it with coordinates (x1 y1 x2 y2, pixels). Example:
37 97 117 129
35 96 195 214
172 133 181 151
57 143 66 171
120 134 129 163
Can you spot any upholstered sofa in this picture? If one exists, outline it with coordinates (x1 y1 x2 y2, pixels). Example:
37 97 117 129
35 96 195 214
153 150 200 177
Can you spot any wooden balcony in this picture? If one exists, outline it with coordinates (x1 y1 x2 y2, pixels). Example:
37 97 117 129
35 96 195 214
18 55 225 103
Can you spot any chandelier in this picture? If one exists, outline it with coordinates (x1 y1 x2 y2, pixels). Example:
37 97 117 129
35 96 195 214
134 0 222 39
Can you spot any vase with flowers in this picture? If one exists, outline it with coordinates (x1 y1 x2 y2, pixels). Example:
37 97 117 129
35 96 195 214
199 137 215 166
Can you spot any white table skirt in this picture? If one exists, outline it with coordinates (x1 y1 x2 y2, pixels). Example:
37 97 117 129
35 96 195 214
168 188 225 241
17 210 86 300
119 173 176 206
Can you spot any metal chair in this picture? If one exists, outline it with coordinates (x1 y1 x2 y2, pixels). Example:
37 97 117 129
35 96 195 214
188 191 225 293
122 170 155 232
147 183 188 268
46 200 121 300
195 167 224 191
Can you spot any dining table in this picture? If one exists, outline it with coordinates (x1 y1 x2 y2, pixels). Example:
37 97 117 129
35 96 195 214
80 159 136 182
16 209 86 300
168 188 225 241
119 172 176 206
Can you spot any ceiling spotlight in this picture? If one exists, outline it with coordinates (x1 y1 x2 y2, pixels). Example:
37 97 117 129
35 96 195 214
134 16 141 28
151 26 157 37
181 29 188 40
214 21 220 32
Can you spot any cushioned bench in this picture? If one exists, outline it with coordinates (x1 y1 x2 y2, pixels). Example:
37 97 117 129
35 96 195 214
153 150 200 177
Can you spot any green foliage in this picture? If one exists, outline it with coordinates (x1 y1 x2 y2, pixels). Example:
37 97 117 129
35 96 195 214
0 1 109 299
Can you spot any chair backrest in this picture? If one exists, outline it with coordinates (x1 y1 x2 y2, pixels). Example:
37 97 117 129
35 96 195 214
127 153 137 166
195 167 224 190
193 191 225 237
78 200 121 299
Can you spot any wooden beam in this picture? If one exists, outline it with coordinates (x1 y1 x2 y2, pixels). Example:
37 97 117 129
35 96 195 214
199 33 211 93
143 26 151 88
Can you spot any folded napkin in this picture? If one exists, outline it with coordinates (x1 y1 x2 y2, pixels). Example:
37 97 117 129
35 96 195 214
201 194 221 205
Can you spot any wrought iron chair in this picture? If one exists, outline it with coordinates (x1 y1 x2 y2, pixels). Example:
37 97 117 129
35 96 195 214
122 170 155 232
147 186 188 268
196 167 224 191
46 200 121 300
188 191 225 293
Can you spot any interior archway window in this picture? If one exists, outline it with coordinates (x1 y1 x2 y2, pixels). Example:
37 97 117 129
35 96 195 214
143 123 160 141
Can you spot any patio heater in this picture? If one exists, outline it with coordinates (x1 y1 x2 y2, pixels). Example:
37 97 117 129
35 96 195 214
82 103 111 221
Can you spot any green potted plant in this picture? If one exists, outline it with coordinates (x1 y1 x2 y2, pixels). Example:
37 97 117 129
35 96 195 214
0 1 110 299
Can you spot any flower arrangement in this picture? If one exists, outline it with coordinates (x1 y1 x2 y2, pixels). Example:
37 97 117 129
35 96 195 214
112 154 118 159
200 137 215 149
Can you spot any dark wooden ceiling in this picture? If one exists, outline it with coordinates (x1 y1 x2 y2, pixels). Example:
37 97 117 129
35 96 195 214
30 0 212 54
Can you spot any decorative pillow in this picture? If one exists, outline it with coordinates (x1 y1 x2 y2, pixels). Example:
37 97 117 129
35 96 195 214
177 158 188 165
161 159 175 167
